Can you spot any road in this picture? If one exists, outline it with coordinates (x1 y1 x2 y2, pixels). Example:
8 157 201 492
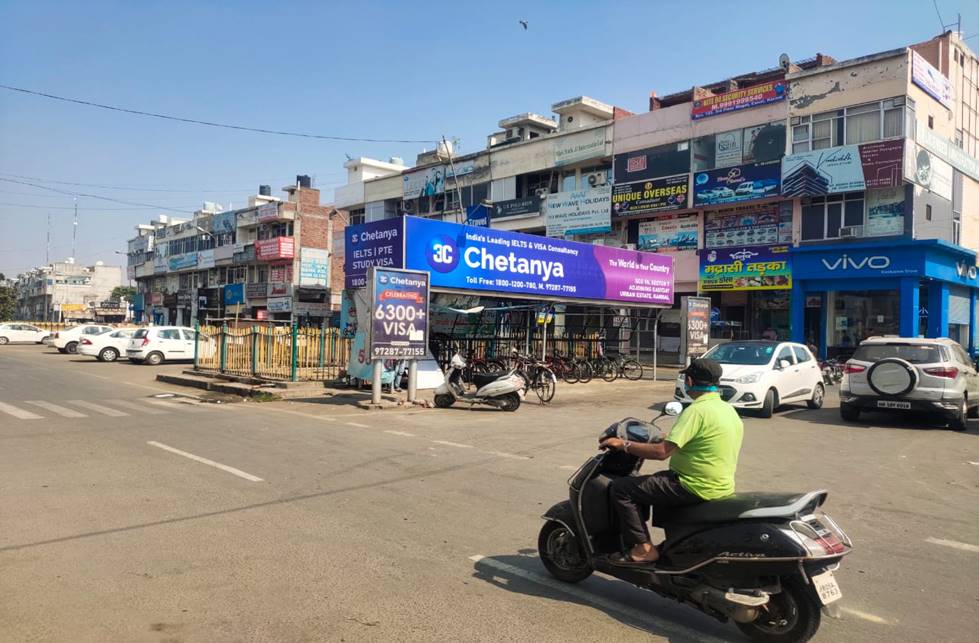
1 343 977 642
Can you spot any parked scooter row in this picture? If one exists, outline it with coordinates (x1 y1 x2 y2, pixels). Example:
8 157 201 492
433 352 526 411
819 358 844 386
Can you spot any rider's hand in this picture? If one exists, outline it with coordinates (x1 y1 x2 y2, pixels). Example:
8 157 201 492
599 437 625 451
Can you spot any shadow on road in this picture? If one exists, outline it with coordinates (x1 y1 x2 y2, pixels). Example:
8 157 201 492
781 395 979 436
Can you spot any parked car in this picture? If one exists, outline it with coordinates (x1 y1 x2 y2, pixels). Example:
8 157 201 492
127 326 200 365
0 323 51 344
839 336 979 431
49 324 114 354
675 340 824 418
78 328 137 362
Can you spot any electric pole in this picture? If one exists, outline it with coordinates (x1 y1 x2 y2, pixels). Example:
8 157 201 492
72 198 78 262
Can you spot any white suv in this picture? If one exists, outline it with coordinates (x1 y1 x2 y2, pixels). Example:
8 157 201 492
126 326 198 365
675 340 825 418
50 324 114 354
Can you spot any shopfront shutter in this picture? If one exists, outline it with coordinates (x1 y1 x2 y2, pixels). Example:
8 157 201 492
949 289 971 325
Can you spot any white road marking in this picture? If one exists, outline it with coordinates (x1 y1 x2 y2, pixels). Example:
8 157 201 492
144 399 207 413
969 461 979 466
926 537 979 553
486 450 530 460
384 430 416 437
24 400 87 418
0 401 43 420
67 400 129 417
468 555 725 642
559 465 578 471
147 441 263 482
345 421 370 428
432 440 474 449
840 607 890 624
105 399 168 415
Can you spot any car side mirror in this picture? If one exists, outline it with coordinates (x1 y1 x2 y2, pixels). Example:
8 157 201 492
664 401 683 417
777 358 791 370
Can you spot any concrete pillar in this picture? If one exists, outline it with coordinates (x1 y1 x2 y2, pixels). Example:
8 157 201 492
926 282 949 338
790 279 806 344
818 291 829 359
969 289 977 356
899 278 920 338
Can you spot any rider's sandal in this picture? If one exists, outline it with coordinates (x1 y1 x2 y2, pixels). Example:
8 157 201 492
609 552 658 566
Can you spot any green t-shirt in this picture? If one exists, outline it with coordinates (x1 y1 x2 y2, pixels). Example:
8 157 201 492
667 392 744 500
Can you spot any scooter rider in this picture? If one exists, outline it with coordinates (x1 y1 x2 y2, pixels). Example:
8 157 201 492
599 358 743 565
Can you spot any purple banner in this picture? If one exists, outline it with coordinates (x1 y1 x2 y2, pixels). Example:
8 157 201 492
344 218 405 289
370 268 429 359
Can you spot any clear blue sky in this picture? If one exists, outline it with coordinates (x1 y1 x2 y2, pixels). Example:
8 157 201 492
1 0 976 277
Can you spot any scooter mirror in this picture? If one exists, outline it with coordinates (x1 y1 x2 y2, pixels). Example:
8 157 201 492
664 401 683 417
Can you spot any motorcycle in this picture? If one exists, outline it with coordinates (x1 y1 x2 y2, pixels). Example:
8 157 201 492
433 352 526 411
818 359 844 387
538 402 852 642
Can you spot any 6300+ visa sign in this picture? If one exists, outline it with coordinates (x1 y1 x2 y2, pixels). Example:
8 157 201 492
369 267 430 359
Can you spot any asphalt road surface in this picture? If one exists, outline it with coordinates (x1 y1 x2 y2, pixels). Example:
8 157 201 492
1 344 977 642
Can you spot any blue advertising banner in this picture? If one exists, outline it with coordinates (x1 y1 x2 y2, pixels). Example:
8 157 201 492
465 204 490 227
168 253 199 271
693 160 781 207
344 218 405 289
402 216 674 306
223 283 246 306
212 211 237 235
369 268 430 359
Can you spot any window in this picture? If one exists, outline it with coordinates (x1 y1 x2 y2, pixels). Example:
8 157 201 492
349 208 365 225
181 329 197 341
791 98 904 152
561 171 576 192
694 122 786 169
158 329 181 340
928 115 934 129
926 204 932 221
801 193 865 241
776 346 795 365
792 346 812 363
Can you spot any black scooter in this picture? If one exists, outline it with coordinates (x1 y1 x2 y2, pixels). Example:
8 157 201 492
538 402 852 643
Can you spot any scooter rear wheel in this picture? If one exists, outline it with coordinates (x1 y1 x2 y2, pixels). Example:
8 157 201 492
538 521 592 583
433 394 455 408
735 577 821 643
499 392 521 412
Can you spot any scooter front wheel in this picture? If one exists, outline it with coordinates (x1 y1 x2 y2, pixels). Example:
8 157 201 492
537 521 592 583
433 394 455 408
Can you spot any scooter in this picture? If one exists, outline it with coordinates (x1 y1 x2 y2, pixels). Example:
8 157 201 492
538 402 852 642
433 352 526 411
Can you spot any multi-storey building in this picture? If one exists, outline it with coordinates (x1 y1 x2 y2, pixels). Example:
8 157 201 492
127 177 342 326
15 259 124 321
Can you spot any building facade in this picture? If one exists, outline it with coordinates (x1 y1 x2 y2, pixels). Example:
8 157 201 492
15 260 124 321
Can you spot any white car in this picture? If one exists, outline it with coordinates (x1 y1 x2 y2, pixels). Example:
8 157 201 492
126 326 199 365
49 324 115 354
0 323 51 344
78 328 137 362
675 340 825 417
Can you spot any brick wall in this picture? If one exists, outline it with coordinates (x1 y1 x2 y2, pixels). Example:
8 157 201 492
329 209 349 296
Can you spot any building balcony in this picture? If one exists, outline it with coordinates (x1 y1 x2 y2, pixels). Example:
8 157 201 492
255 237 296 262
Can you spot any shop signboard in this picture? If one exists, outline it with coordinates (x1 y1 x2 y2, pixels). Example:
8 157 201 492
212 211 237 234
905 144 953 201
344 217 405 289
781 139 904 196
256 203 279 223
223 283 246 306
553 127 606 167
912 50 953 110
403 165 446 199
267 297 292 313
714 130 744 168
197 249 215 270
491 196 540 220
692 160 781 206
299 247 329 287
691 80 787 120
791 246 921 279
369 267 429 359
682 296 711 358
168 253 199 271
153 253 167 275
865 187 906 237
611 174 689 218
255 237 295 261
246 283 267 299
269 264 293 284
916 126 979 181
445 161 475 179
233 245 256 264
544 186 612 237
613 144 690 183
637 214 698 252
268 282 292 298
700 245 792 291
403 216 674 306
294 301 331 317
465 204 490 227
704 203 783 248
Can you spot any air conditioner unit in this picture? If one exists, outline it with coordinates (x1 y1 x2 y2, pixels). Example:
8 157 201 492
586 172 607 187
534 187 550 199
839 225 864 239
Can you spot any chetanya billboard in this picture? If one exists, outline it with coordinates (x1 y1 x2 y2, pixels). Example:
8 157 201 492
343 216 675 307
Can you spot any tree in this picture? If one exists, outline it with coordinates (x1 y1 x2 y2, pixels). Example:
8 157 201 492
0 273 15 321
111 286 137 302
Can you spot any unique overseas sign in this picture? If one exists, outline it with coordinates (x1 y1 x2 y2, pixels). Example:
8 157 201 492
544 186 612 237
691 81 787 120
611 174 689 218
403 216 674 306
369 268 429 359
699 245 791 291
344 218 404 289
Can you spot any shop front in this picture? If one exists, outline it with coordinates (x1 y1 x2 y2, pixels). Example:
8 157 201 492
790 239 979 359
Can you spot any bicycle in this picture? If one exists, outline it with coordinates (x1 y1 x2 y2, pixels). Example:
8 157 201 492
548 352 580 384
607 354 644 381
509 351 557 403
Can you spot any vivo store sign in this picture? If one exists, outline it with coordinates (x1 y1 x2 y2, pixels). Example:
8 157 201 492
820 254 893 271
796 248 921 279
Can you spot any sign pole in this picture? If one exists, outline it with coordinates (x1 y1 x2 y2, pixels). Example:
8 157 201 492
407 360 418 403
371 359 382 405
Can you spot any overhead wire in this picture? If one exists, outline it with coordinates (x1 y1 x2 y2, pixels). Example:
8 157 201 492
0 177 195 214
0 171 347 193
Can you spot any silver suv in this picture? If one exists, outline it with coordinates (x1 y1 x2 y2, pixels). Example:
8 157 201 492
840 336 979 431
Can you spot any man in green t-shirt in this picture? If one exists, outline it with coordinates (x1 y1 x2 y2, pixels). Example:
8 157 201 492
599 358 744 565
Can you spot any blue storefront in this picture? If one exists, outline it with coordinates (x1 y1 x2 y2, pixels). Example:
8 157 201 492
790 239 979 358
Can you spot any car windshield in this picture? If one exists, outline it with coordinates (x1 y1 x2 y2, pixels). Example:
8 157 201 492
133 329 149 338
852 344 945 364
704 342 777 365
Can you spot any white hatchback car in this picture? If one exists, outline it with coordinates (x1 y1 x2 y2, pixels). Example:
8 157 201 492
127 326 198 365
78 328 137 362
675 340 825 417
50 324 115 354
0 323 51 344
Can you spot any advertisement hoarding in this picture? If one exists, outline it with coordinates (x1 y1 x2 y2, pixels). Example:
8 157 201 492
865 187 906 237
611 174 690 218
255 237 296 261
912 50 953 110
299 247 329 287
682 296 711 358
553 128 606 167
168 253 199 271
637 214 698 252
699 245 792 291
344 218 405 289
491 196 540 220
267 297 292 313
704 203 783 248
223 283 246 305
693 160 781 206
197 249 215 270
544 186 612 237
403 166 446 199
403 216 674 306
212 211 237 234
905 144 953 200
256 203 279 222
691 80 787 120
369 267 429 359
781 139 904 196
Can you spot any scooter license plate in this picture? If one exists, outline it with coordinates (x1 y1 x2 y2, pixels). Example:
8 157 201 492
811 571 842 605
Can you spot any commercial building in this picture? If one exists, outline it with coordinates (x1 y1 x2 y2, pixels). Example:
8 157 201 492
15 260 124 321
126 178 343 326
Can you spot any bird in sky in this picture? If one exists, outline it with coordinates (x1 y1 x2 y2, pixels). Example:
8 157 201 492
519 20 528 30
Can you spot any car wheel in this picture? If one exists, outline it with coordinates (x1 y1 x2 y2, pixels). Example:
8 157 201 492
0 336 8 345
65 341 78 354
99 347 119 362
758 389 777 418
807 383 825 410
840 404 861 422
968 400 979 419
949 399 968 431
144 352 164 366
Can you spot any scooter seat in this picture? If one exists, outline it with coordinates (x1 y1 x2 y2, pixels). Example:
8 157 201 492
661 490 828 525
471 372 503 388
